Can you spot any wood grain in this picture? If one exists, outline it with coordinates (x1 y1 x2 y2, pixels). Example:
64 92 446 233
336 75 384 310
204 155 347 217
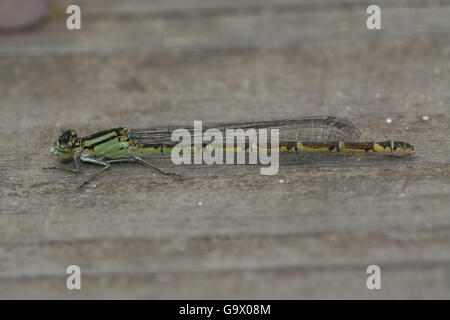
0 0 449 299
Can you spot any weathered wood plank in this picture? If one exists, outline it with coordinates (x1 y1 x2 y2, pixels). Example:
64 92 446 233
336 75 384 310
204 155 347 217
0 0 449 299
2 4 450 56
1 263 450 299
52 0 450 17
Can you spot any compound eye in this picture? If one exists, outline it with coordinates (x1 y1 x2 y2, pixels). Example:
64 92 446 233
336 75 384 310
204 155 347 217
59 130 73 144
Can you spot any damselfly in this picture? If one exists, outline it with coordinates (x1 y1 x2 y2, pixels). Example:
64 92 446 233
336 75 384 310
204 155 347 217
46 116 414 183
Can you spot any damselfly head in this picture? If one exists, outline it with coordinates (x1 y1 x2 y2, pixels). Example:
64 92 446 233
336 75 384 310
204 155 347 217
58 130 78 145
50 130 79 161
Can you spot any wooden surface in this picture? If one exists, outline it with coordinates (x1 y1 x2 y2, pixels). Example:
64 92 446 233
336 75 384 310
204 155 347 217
0 0 449 299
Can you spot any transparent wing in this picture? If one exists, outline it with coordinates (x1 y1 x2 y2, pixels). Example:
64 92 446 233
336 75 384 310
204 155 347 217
130 116 361 146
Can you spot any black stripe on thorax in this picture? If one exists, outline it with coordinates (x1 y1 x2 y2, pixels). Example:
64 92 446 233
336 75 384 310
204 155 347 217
90 135 119 149
83 132 122 150
84 128 122 141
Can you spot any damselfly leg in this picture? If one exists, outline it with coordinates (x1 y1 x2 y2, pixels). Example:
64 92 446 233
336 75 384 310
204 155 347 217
99 155 178 176
132 156 179 176
79 155 180 188
42 155 81 173
77 155 111 188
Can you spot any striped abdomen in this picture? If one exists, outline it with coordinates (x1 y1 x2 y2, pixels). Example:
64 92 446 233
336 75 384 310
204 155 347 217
136 140 414 156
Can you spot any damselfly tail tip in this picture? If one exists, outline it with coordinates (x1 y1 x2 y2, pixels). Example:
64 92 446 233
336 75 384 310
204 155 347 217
395 141 414 156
